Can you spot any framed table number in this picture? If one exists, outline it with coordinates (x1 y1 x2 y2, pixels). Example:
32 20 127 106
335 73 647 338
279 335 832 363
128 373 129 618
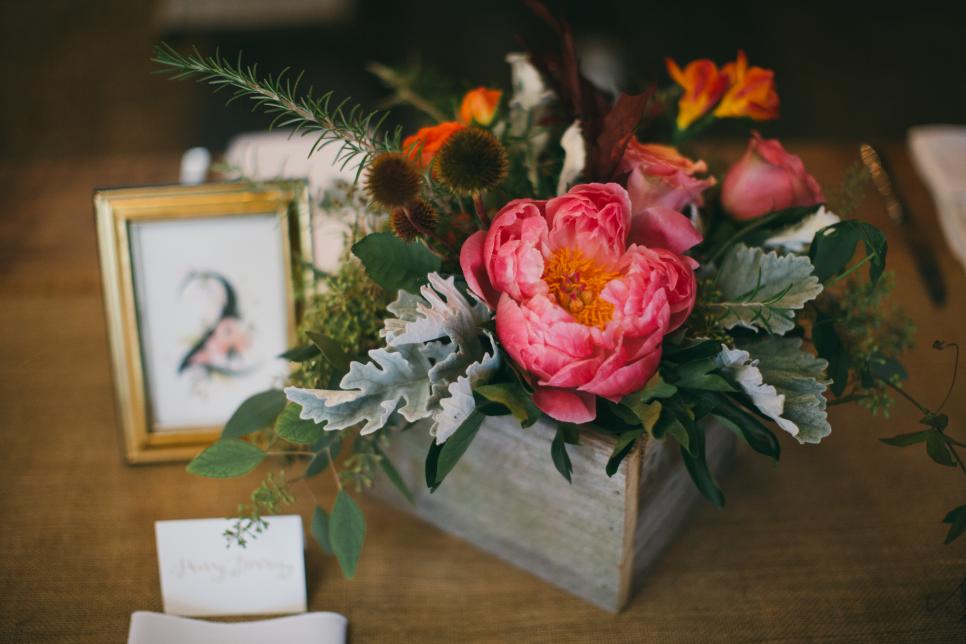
94 181 313 463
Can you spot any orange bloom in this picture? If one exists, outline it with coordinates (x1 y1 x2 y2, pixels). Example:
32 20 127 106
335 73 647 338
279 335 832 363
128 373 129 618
665 57 729 131
714 51 779 122
459 87 502 126
402 121 465 170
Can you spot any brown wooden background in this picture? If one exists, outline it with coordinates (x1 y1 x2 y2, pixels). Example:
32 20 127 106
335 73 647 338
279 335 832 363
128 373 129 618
0 143 964 641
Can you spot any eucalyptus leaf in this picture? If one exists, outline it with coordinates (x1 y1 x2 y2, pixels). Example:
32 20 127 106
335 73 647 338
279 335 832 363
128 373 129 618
351 232 441 294
187 439 265 478
223 389 287 438
329 490 366 579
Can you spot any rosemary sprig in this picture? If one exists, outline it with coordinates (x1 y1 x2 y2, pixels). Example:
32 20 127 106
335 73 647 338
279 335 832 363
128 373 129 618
152 43 402 180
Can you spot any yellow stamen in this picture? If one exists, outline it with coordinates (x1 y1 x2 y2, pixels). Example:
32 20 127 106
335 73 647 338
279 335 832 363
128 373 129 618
542 247 619 329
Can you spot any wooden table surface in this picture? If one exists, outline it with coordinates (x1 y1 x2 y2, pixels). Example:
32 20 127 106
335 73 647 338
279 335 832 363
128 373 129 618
0 144 963 642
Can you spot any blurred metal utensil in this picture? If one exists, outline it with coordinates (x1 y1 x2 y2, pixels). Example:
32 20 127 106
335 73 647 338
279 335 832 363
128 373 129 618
860 143 946 306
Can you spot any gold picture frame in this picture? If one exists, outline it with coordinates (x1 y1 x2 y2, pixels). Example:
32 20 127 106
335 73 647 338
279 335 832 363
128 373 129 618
95 180 313 464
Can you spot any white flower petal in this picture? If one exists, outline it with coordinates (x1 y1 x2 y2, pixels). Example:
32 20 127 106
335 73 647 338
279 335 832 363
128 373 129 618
557 121 586 195
715 345 799 437
763 206 841 253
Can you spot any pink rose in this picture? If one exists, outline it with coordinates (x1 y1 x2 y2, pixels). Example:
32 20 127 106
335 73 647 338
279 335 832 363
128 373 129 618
460 183 700 423
721 132 824 220
618 139 715 221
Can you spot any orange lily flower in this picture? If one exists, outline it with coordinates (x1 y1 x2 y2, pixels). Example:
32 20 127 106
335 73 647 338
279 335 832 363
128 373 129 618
714 51 779 122
402 121 465 170
665 57 729 131
459 87 502 126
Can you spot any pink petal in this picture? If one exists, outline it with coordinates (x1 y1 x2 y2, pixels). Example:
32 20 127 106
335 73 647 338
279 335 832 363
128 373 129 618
628 206 703 254
532 387 597 423
459 230 499 307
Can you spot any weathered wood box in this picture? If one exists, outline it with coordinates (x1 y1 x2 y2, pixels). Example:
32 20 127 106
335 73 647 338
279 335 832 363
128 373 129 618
371 416 734 612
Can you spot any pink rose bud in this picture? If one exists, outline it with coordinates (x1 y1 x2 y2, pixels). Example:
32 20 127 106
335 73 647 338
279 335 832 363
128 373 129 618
721 132 824 220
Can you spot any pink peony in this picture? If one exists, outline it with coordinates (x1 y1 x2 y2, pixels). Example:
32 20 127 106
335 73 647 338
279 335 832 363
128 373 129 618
460 183 700 423
618 140 715 222
721 132 824 220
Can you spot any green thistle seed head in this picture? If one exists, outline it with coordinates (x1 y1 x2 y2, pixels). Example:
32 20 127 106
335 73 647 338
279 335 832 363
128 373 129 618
365 153 422 208
435 127 508 195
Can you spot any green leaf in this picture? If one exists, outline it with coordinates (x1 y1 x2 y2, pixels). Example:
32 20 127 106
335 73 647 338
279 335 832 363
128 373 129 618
374 442 414 504
812 312 849 396
474 382 541 427
710 408 780 461
329 490 366 579
880 430 931 447
662 339 720 364
223 389 287 438
620 396 663 434
306 332 352 373
606 429 643 476
551 426 574 483
925 431 956 467
274 404 325 445
305 435 341 477
738 336 831 445
942 505 966 544
675 417 724 508
639 372 679 402
867 353 907 383
351 232 441 294
712 244 823 335
558 423 581 445
279 344 320 362
670 359 736 392
186 439 265 478
809 220 887 285
424 438 444 491
311 506 333 555
434 410 484 485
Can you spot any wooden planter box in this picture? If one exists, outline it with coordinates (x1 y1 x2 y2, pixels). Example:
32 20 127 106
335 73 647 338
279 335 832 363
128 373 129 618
371 416 734 612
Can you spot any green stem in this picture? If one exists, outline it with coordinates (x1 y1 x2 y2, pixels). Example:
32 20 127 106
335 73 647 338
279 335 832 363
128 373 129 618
828 393 868 406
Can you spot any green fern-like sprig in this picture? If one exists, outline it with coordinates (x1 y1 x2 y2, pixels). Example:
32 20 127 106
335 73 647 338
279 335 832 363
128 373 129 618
152 43 402 180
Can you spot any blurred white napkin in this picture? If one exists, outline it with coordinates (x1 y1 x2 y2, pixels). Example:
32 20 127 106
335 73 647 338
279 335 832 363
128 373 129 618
223 131 355 274
127 611 347 644
908 125 966 271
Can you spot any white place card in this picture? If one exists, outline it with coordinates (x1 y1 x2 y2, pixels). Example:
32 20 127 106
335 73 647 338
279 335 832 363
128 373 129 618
127 611 346 644
155 516 307 617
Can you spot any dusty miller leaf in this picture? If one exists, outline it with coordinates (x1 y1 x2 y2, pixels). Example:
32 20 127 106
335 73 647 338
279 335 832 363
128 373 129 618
285 273 494 439
712 244 823 335
738 336 831 444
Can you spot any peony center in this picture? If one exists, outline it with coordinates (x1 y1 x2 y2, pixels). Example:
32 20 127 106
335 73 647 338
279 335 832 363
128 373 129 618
542 247 620 329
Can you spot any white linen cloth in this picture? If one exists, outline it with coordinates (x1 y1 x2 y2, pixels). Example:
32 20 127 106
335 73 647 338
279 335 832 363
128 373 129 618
908 125 966 271
127 611 347 644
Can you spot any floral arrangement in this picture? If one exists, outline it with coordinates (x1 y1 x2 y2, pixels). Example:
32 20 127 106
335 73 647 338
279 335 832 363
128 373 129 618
153 5 963 584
